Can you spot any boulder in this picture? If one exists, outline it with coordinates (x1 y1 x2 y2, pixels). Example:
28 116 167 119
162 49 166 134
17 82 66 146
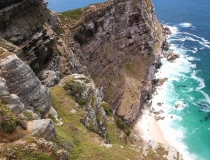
164 50 180 62
27 119 55 140
154 115 165 121
38 70 60 87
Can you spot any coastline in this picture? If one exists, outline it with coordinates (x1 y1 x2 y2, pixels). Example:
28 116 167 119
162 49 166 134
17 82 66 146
134 26 174 147
134 108 168 145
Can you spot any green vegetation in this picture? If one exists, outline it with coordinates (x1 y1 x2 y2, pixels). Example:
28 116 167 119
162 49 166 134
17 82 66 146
114 116 131 136
124 63 131 71
23 111 34 121
0 102 19 132
100 102 112 116
0 143 53 160
96 110 103 124
48 114 57 123
63 80 88 106
144 145 168 160
59 9 83 24
50 86 143 159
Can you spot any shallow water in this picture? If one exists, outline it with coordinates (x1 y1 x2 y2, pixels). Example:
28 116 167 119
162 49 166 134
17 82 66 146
152 0 210 159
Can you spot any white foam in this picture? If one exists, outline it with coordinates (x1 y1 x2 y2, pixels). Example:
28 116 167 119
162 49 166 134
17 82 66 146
174 101 188 111
183 32 210 45
191 71 205 90
164 25 178 35
149 24 202 160
157 112 198 160
187 56 200 61
168 31 210 49
179 22 195 28
136 23 209 160
189 128 200 136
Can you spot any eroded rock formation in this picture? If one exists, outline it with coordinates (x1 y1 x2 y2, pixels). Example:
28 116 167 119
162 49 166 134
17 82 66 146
61 0 163 125
0 40 55 143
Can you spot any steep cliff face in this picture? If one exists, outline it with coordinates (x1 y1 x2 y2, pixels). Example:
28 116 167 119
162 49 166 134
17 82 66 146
0 40 55 143
0 0 61 86
60 0 162 125
0 0 184 159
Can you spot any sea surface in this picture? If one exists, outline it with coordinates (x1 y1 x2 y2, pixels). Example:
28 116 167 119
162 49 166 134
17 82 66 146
46 0 210 159
151 0 210 159
46 0 106 12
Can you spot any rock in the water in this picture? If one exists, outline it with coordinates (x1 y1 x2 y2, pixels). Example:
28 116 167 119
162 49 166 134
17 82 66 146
157 102 164 106
175 104 181 108
27 119 55 140
154 78 168 86
164 50 180 62
154 115 165 121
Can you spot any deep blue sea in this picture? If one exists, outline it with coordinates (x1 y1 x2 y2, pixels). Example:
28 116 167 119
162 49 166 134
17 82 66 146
151 0 210 159
47 0 210 159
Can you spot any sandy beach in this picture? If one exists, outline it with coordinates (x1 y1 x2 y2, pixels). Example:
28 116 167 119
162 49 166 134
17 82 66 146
135 109 168 145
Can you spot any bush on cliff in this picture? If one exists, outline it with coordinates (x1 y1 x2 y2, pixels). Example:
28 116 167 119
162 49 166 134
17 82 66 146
0 102 18 132
64 80 88 106
114 116 131 136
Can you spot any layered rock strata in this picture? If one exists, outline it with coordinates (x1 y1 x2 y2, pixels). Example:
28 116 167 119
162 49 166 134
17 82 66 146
61 0 163 125
0 0 62 87
0 40 55 142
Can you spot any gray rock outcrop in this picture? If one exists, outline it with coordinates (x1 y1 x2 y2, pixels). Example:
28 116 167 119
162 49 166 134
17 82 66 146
0 77 25 114
0 0 62 87
0 53 51 116
61 74 108 142
27 119 55 140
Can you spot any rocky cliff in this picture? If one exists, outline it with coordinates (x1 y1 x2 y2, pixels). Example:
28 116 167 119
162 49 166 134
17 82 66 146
59 0 163 125
0 40 55 142
0 0 61 86
0 0 183 159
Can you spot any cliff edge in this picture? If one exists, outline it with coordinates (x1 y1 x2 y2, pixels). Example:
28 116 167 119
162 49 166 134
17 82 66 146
0 0 183 159
59 0 163 125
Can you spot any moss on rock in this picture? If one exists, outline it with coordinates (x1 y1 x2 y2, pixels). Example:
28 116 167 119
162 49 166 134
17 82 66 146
0 102 19 132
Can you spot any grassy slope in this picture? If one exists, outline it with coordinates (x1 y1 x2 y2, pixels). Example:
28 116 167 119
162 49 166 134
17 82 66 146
50 86 142 160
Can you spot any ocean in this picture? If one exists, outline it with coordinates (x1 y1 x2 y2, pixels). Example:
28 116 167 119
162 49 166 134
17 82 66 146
151 0 210 159
46 0 210 159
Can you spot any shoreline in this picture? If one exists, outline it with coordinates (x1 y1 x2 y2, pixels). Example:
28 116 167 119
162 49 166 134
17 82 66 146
134 26 173 147
134 108 169 145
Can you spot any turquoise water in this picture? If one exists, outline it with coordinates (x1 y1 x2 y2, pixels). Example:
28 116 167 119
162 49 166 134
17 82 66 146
151 0 210 159
46 0 106 12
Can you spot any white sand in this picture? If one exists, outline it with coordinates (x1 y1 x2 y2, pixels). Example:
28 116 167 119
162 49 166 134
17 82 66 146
135 110 168 144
